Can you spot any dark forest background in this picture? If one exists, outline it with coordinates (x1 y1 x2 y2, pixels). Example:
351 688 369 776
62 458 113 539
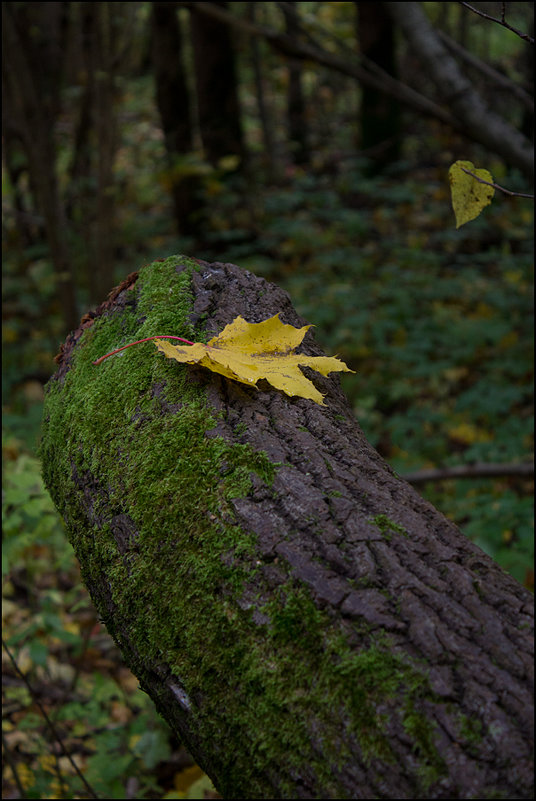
2 2 534 798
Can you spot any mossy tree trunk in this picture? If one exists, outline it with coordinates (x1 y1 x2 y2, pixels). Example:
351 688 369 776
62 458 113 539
40 256 533 800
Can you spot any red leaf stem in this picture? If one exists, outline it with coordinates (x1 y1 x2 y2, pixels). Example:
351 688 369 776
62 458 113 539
93 336 196 365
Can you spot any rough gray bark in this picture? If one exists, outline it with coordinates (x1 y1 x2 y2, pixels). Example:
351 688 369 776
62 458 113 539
385 1 534 179
40 256 533 799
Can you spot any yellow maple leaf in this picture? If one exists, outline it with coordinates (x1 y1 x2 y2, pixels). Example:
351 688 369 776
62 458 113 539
449 160 495 228
154 314 353 405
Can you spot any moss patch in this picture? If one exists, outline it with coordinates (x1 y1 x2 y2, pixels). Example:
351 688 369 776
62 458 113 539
370 513 409 541
41 255 275 657
235 582 448 795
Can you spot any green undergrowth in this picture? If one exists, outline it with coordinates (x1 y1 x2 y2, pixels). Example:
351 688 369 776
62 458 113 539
2 441 185 799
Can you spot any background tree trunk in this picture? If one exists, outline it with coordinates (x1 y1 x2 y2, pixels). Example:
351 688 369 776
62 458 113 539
247 3 279 182
1 122 44 250
281 2 310 167
151 1 203 236
91 2 121 304
66 2 95 249
2 1 79 333
41 256 533 800
189 1 244 167
64 0 129 306
520 16 534 142
356 1 401 173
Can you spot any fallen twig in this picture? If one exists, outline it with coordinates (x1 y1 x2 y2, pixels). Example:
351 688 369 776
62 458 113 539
403 462 534 485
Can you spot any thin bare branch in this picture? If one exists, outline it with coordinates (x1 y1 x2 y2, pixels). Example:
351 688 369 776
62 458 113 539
2 731 28 798
459 1 534 44
404 462 534 485
2 638 100 799
460 166 535 199
437 29 534 113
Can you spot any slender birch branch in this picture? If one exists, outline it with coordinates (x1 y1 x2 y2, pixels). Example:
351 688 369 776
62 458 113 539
460 167 535 199
459 1 535 44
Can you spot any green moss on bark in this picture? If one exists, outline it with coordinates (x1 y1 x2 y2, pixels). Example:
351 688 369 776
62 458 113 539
40 255 275 659
371 513 409 541
40 255 449 798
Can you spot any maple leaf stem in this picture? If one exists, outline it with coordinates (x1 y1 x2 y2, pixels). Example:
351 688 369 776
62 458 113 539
93 336 195 365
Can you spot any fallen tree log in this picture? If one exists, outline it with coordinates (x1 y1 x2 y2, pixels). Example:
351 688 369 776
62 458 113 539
40 255 534 799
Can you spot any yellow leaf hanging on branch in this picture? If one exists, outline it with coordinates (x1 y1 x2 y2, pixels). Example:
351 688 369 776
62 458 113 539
154 314 353 405
449 160 495 228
